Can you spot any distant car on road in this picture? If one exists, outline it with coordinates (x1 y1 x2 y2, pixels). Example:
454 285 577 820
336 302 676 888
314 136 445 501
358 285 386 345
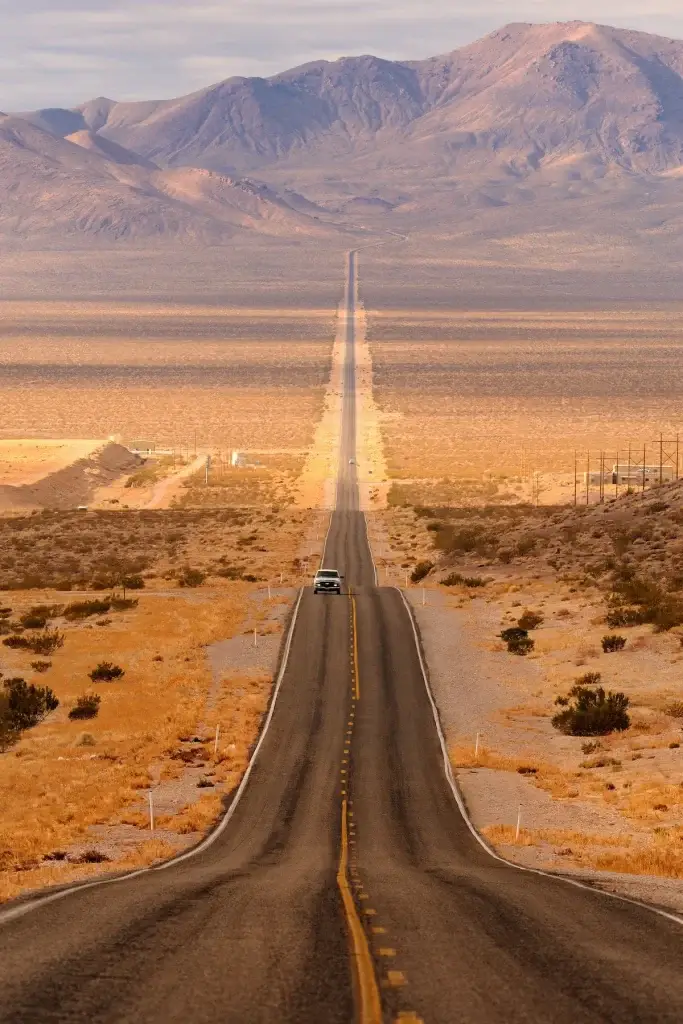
313 569 343 594
348 458 356 465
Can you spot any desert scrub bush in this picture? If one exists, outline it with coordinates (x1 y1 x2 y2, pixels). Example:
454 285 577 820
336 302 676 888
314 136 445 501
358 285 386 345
109 596 139 612
122 574 145 590
518 610 544 631
500 627 535 656
2 634 32 650
31 629 65 656
552 674 630 736
69 693 101 720
606 606 644 629
64 598 112 621
602 634 627 653
179 567 206 588
665 701 683 719
442 572 486 588
89 662 125 683
2 677 59 730
30 660 52 674
410 561 433 584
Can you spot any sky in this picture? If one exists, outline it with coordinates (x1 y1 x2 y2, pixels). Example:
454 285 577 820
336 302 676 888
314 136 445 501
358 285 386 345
2 0 683 110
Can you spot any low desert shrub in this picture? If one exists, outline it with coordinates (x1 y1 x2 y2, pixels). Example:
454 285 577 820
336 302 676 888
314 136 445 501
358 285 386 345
179 567 206 588
442 572 486 588
31 630 65 656
500 627 535 656
606 607 644 629
69 693 101 720
665 701 683 719
89 661 125 683
109 597 139 612
2 634 31 650
122 574 145 590
552 674 630 736
410 561 433 584
518 610 544 630
64 599 111 621
602 634 627 653
30 660 52 674
3 677 59 730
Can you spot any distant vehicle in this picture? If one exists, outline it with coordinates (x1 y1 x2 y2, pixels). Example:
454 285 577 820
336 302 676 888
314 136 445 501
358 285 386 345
348 458 356 465
313 569 343 594
76 505 89 511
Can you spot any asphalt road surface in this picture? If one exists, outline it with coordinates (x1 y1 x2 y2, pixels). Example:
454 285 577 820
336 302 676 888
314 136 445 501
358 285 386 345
2 254 683 1022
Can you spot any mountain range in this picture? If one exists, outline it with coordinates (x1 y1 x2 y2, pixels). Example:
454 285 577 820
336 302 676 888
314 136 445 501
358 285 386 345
6 20 683 247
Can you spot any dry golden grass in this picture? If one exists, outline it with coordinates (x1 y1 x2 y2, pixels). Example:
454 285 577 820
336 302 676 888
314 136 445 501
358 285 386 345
0 582 260 900
484 824 630 849
368 309 683 486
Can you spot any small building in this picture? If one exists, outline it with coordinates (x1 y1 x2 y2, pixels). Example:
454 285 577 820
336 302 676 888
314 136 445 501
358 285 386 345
611 464 676 486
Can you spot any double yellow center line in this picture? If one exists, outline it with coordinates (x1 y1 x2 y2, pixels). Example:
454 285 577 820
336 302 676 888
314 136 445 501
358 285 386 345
336 590 382 1024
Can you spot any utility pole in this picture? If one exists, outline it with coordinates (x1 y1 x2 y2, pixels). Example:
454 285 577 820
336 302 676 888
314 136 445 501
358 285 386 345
599 451 605 503
642 444 647 494
586 451 590 506
573 450 577 507
615 451 619 499
194 430 197 457
659 432 664 487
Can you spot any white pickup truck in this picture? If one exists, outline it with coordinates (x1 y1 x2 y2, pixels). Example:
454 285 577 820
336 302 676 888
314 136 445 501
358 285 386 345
313 569 343 594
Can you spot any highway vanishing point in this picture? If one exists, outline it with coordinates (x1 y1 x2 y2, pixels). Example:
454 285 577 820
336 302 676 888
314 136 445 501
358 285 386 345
2 254 683 1022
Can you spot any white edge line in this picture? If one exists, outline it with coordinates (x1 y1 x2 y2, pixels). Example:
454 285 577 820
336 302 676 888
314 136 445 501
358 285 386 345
394 586 683 930
0 588 306 927
363 513 378 587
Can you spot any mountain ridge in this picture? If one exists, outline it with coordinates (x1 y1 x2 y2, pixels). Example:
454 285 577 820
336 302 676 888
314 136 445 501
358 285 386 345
7 21 683 246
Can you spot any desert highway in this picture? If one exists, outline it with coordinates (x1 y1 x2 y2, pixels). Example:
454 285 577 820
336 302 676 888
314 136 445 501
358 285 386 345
2 259 683 1023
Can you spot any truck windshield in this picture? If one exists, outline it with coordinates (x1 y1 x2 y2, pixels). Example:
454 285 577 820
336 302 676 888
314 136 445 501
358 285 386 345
317 571 339 578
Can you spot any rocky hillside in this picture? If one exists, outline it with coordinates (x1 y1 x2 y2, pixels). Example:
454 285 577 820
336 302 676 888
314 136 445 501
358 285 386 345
9 21 683 245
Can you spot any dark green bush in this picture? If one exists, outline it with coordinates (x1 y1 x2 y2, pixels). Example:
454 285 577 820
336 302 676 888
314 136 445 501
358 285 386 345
508 636 535 656
410 561 433 584
69 693 101 720
3 677 59 729
552 675 630 736
602 635 627 653
89 662 125 683
500 627 535 655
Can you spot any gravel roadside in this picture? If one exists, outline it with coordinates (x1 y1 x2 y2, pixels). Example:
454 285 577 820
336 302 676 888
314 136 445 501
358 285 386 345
405 588 683 916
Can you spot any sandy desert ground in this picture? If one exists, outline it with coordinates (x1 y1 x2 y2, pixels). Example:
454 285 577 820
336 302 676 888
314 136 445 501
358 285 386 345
367 308 683 505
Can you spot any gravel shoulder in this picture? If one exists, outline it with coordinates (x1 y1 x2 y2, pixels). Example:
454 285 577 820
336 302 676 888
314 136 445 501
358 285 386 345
406 588 683 916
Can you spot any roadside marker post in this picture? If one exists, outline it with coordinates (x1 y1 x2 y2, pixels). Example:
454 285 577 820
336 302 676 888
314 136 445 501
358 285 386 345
405 571 409 588
253 629 257 648
515 803 522 842
267 584 272 600
214 724 220 755
422 588 426 606
475 732 481 760
148 791 154 832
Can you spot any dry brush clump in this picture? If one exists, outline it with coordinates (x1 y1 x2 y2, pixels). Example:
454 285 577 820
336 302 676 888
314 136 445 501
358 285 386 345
0 506 313 592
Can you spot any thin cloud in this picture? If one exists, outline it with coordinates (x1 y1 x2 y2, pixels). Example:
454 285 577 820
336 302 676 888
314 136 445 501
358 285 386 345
2 0 683 109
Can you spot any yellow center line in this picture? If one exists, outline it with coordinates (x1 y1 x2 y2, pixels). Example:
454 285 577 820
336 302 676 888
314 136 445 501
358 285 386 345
337 798 382 1024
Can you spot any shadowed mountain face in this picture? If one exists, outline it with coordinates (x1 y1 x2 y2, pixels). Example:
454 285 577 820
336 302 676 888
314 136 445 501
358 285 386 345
8 21 683 248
